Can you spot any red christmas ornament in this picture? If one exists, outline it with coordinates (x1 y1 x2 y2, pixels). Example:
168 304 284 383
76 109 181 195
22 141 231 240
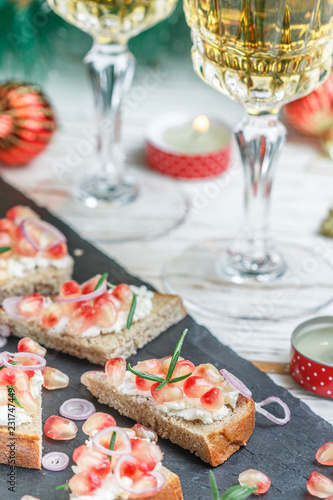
283 74 333 137
0 82 56 167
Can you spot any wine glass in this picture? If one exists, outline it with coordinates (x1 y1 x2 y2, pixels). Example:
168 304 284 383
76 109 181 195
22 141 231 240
164 0 333 320
46 0 189 242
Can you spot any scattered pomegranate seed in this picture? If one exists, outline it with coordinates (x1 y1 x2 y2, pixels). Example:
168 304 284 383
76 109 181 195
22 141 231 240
44 415 78 440
43 242 68 260
40 303 63 328
133 424 158 442
6 206 39 224
200 387 225 412
238 469 271 494
76 447 111 479
15 390 38 415
130 439 163 472
82 412 117 436
42 366 69 390
316 442 333 466
105 357 126 387
18 293 44 318
59 280 81 298
112 284 133 309
151 383 183 404
69 471 101 496
80 370 104 387
193 363 224 385
18 337 46 357
183 376 212 398
307 472 333 498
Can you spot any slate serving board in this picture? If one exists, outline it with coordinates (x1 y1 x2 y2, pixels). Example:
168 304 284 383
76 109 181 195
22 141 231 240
0 177 332 500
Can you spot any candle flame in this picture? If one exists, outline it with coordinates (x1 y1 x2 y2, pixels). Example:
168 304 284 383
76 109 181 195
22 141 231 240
192 115 210 134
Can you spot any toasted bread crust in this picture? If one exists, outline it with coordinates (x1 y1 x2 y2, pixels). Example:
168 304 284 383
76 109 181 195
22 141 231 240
86 373 255 467
0 395 42 469
0 259 74 302
0 293 187 365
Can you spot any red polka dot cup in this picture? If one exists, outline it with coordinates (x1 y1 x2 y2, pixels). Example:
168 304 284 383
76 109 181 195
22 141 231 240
145 112 232 179
290 316 333 398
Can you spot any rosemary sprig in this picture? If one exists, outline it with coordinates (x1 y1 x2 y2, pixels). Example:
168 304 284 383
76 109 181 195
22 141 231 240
7 385 22 408
209 471 257 500
0 247 11 254
109 430 116 464
127 293 137 330
55 483 69 490
94 272 109 291
0 361 20 371
128 329 191 391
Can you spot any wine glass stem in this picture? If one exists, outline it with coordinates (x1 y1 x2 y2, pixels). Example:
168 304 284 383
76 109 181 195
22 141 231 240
84 42 135 186
228 113 287 279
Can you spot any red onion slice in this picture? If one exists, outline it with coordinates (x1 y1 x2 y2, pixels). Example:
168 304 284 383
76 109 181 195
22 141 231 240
92 426 132 457
20 218 66 252
0 324 11 338
220 369 252 399
114 454 165 497
55 279 107 304
1 351 46 371
59 398 96 420
42 452 69 471
255 397 291 425
0 337 7 348
2 297 27 320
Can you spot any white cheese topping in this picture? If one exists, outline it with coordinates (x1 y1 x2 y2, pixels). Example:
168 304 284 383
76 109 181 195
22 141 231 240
0 371 43 427
117 372 239 425
6 255 72 279
49 285 154 338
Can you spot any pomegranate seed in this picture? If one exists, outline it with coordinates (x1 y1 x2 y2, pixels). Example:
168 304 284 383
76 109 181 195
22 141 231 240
18 293 44 318
6 206 39 224
238 469 271 494
42 367 69 390
80 370 104 387
0 232 12 247
44 415 78 440
0 368 30 391
81 275 101 295
200 387 225 412
68 306 97 336
0 385 8 405
73 444 89 463
43 242 68 260
130 439 163 472
136 376 156 392
40 303 63 328
193 363 224 385
112 284 133 309
76 448 111 479
151 383 183 404
16 238 38 257
132 473 159 493
159 356 173 375
69 471 101 496
95 295 118 328
0 218 14 233
307 472 333 498
82 412 117 436
105 357 126 386
134 359 161 374
133 424 158 443
60 280 81 298
18 337 46 357
118 457 140 480
15 390 39 415
123 427 137 439
172 360 195 385
316 442 333 466
183 376 212 398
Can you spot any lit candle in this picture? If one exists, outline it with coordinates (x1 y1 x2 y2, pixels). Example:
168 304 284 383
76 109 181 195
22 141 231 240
146 111 232 179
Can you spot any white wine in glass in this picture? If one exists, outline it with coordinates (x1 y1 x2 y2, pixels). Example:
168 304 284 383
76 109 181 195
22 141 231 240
47 0 188 242
164 0 333 321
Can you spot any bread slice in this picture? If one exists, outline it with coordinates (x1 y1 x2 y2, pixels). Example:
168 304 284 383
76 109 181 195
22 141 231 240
0 393 42 469
85 372 256 467
0 294 187 366
0 258 74 303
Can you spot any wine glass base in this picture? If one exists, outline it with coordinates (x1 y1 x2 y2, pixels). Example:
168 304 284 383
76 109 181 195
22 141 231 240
74 175 139 208
26 172 189 243
163 239 333 321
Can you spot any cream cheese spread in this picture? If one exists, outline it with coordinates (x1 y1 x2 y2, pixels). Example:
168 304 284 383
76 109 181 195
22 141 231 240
6 255 72 279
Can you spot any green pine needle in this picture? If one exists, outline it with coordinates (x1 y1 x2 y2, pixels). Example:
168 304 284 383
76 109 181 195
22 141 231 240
127 293 137 330
94 273 108 291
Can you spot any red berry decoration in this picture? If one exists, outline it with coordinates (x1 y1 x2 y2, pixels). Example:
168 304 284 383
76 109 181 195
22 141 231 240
0 82 56 167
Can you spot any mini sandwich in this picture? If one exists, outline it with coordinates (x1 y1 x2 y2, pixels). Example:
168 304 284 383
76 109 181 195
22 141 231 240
0 274 187 365
0 338 46 469
66 415 183 500
0 205 73 301
83 330 256 467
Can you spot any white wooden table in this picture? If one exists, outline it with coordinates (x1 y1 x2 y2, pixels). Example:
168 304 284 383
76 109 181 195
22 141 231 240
1 54 333 425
